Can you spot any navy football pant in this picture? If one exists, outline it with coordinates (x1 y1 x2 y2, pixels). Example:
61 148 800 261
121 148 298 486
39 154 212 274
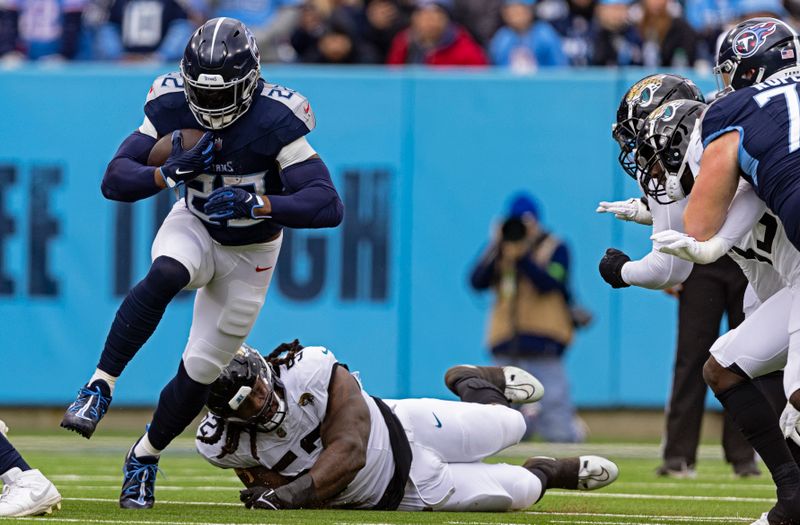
0 434 30 475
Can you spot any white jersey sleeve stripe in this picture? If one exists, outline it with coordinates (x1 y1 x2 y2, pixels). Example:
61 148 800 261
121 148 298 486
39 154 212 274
276 137 317 169
138 116 158 139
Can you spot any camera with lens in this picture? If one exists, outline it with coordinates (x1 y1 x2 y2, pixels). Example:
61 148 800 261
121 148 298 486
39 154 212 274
501 217 528 242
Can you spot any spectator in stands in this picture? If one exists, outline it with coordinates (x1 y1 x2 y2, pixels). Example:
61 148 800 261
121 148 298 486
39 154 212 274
489 0 567 72
292 2 377 63
592 0 696 67
470 192 585 443
0 0 85 62
535 0 597 66
356 0 411 62
452 0 504 46
734 0 788 20
92 0 194 61
209 0 301 62
683 0 734 64
386 0 488 66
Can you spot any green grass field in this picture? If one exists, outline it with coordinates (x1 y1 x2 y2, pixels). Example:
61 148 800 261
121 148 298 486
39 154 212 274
0 434 775 524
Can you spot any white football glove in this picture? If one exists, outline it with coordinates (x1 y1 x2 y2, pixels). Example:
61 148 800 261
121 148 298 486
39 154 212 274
651 230 729 264
596 198 653 225
780 403 800 447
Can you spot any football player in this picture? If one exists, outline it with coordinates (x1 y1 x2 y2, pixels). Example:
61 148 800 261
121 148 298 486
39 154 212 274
0 420 61 517
636 99 800 525
59 17 343 510
195 342 619 511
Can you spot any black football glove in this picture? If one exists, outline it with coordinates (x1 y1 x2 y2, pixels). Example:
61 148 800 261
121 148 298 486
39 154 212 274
599 248 631 289
240 487 284 510
240 474 316 510
159 130 214 187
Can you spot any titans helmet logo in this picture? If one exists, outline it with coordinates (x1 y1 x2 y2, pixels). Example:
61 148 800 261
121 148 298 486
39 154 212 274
734 22 778 58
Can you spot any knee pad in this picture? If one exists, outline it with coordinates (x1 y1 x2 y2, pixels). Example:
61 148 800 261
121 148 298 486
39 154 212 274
183 339 238 384
217 281 265 337
147 256 191 297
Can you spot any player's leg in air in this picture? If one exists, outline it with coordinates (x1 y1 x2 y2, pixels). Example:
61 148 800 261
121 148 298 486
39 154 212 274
0 421 61 517
390 365 618 511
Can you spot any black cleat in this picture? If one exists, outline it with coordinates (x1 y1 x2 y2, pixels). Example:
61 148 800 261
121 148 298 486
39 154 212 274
445 365 544 404
119 443 161 510
60 381 112 439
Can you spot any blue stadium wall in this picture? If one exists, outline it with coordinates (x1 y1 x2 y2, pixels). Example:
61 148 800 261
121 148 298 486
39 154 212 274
0 66 716 407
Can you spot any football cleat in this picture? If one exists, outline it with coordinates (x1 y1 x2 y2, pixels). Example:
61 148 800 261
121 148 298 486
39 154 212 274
60 380 112 439
119 443 161 509
751 513 769 525
655 458 696 479
524 455 618 491
444 365 544 404
0 468 61 517
733 459 762 478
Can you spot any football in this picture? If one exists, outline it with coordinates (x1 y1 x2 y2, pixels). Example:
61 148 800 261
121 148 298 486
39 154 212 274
147 129 207 166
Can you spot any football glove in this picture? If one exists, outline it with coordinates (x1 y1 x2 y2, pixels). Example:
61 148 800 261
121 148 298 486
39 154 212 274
204 186 265 222
780 403 800 447
240 487 284 510
159 130 214 188
596 198 653 225
652 230 729 265
599 248 630 289
240 474 316 510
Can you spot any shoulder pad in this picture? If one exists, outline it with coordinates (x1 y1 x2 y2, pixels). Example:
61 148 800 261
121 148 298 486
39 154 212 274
144 72 196 138
146 72 185 105
259 83 316 132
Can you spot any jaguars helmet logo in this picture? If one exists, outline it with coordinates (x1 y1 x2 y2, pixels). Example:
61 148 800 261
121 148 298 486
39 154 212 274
734 22 778 58
649 100 684 123
625 75 664 107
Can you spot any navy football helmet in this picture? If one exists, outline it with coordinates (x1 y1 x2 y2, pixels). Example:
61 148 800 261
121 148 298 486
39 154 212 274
715 17 800 91
612 74 704 179
635 100 707 204
181 17 261 130
207 344 287 432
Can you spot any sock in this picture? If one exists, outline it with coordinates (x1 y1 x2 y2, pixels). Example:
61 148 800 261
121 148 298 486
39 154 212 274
98 257 189 377
753 370 787 416
527 468 548 503
133 432 162 458
89 369 118 396
717 381 800 498
0 434 30 475
147 360 210 451
451 376 508 406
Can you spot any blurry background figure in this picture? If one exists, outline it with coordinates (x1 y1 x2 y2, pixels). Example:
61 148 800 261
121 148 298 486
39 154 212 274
451 0 503 46
292 3 376 63
206 0 300 61
682 0 734 65
0 0 85 62
355 0 411 62
489 0 567 72
592 0 696 67
92 0 193 61
535 0 596 66
386 0 487 65
470 192 586 443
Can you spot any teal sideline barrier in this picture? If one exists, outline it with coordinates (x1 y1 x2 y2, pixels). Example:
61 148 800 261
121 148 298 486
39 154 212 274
0 66 716 407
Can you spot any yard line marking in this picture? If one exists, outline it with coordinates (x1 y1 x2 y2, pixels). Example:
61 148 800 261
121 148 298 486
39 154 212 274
614 481 773 490
550 521 672 525
11 518 258 525
52 474 240 482
527 511 755 522
65 497 240 507
61 485 240 491
546 491 773 503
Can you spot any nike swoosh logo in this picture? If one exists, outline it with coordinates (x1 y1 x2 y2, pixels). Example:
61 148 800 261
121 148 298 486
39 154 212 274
255 266 273 272
432 412 442 428
30 485 50 502
175 168 193 175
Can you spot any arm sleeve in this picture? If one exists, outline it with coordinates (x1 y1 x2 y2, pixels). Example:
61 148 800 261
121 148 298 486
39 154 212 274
714 180 765 248
621 198 694 289
101 131 161 202
267 158 343 229
517 242 569 295
469 243 499 290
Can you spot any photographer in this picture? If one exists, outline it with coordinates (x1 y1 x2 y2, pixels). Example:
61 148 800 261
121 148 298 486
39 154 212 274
470 192 585 442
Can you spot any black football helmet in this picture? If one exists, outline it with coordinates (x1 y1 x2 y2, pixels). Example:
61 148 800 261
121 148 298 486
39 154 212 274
715 17 800 91
181 17 261 130
635 100 707 204
612 74 705 179
207 344 287 432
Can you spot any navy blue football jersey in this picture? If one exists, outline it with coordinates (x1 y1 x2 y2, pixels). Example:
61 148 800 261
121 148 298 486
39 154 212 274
143 72 316 246
700 76 800 241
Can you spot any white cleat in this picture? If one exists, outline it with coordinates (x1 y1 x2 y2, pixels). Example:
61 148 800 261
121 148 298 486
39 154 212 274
502 366 545 404
750 512 769 525
577 455 619 491
0 468 62 517
0 420 7 437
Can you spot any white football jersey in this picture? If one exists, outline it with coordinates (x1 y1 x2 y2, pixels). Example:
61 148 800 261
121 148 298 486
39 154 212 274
195 346 395 509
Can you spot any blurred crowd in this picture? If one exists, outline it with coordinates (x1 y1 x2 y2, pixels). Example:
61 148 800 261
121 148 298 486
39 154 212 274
0 0 798 69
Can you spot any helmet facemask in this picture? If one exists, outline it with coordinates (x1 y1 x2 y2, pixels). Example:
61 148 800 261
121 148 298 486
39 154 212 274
181 62 260 130
612 118 640 179
636 118 694 204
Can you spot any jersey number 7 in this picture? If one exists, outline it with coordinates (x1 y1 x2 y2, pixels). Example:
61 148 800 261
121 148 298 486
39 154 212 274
754 85 800 153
